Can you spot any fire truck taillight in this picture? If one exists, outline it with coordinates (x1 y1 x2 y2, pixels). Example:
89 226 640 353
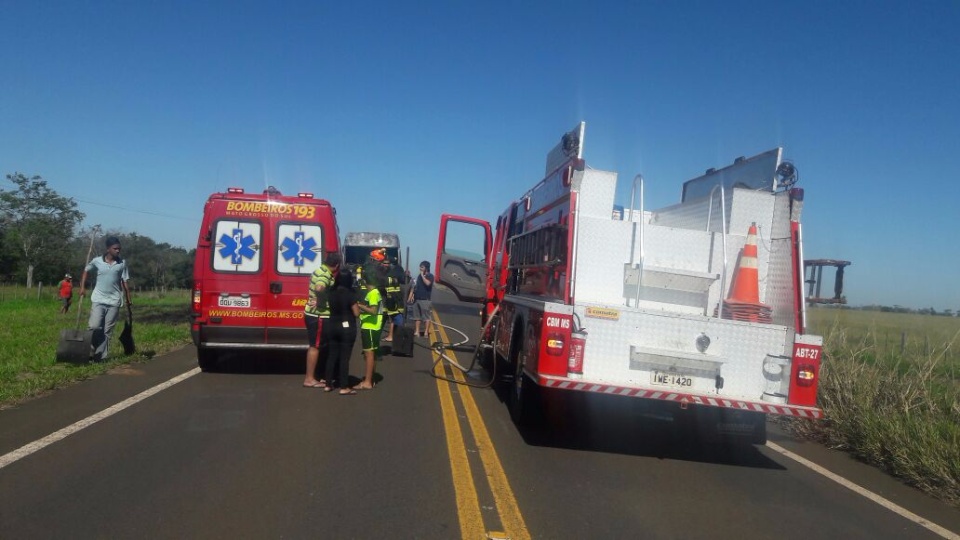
796 365 816 387
227 187 244 194
567 331 586 378
297 192 314 199
788 339 821 406
545 333 564 356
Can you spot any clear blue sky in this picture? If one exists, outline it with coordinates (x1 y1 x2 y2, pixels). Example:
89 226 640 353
2 1 958 311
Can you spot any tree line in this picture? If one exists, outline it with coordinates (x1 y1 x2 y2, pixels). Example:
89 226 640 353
857 305 957 317
1 172 193 290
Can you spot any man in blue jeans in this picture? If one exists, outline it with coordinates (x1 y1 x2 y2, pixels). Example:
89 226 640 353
79 236 132 362
407 260 434 338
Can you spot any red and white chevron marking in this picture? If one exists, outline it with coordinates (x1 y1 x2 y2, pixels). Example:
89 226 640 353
538 375 823 419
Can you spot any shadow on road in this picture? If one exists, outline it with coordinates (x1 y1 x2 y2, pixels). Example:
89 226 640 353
198 348 379 387
489 376 786 470
431 302 482 317
204 350 305 374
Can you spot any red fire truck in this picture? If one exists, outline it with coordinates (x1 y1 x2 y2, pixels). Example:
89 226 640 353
437 123 822 442
191 186 340 371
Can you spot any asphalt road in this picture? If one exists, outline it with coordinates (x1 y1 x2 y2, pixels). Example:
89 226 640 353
1 287 959 539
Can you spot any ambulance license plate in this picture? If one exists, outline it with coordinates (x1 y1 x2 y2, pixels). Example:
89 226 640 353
218 296 251 308
651 371 694 388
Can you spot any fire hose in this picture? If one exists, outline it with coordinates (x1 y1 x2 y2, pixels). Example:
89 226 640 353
425 305 501 388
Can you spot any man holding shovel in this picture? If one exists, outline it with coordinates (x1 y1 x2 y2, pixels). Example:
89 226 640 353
79 236 132 362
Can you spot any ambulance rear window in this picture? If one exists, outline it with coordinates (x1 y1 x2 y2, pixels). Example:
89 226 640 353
276 223 324 275
212 220 262 273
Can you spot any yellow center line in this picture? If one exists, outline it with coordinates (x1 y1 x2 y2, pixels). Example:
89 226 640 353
432 337 485 538
432 314 532 540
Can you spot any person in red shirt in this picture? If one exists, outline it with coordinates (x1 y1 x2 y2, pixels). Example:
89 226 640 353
58 273 74 314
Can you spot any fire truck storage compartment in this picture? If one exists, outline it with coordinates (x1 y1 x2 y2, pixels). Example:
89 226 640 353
572 171 798 328
565 154 803 403
577 305 792 400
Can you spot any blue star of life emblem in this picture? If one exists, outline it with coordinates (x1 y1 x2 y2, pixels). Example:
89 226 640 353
280 232 317 267
218 228 257 264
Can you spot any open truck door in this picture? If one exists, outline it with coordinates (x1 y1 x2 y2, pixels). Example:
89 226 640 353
436 214 491 303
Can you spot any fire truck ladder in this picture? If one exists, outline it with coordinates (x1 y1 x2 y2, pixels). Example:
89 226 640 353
707 183 730 319
624 175 729 317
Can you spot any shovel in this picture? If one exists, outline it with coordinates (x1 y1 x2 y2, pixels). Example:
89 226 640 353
56 229 98 364
56 294 93 364
119 305 135 355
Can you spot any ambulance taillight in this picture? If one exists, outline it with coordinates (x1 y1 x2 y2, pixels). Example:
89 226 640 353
192 282 202 313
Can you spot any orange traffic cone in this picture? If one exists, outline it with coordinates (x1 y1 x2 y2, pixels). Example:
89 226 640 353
722 223 772 323
728 223 761 304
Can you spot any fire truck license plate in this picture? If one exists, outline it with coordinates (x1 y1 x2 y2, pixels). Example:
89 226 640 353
218 296 251 308
651 371 694 388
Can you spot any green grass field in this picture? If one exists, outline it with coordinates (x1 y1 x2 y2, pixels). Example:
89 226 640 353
807 307 960 365
0 286 192 407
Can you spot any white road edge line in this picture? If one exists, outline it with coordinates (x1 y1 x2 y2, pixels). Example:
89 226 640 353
0 367 201 470
766 441 960 540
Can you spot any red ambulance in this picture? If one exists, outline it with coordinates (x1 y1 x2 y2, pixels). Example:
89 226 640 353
190 186 340 371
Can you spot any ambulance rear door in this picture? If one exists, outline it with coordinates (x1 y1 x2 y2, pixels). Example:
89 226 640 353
209 216 268 344
264 212 326 345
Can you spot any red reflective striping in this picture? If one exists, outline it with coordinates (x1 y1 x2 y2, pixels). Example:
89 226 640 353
538 375 823 418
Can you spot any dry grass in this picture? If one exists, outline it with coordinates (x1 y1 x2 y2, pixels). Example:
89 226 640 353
784 308 960 506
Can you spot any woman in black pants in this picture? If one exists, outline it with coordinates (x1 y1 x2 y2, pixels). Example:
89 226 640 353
324 269 361 395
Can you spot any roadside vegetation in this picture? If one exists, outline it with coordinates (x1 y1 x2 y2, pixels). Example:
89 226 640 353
0 172 195 408
0 286 191 408
785 307 960 507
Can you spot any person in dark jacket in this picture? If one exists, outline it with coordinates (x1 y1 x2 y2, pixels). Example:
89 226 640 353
323 269 361 394
407 261 434 338
381 257 406 342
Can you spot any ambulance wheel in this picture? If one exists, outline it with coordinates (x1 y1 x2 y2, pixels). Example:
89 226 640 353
197 348 219 372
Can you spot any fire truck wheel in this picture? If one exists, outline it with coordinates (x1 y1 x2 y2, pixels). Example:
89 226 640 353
749 414 768 445
708 409 768 446
475 346 494 373
509 359 540 428
197 348 219 372
723 410 768 445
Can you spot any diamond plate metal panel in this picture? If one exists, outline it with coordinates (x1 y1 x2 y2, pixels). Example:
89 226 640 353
572 216 635 305
766 192 798 327
650 195 717 230
643 226 714 272
574 304 791 401
573 169 618 218
728 189 775 246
